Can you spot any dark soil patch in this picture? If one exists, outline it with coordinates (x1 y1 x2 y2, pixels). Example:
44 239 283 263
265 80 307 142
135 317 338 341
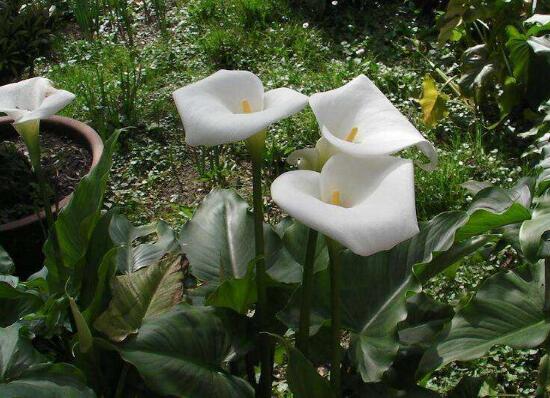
0 127 92 224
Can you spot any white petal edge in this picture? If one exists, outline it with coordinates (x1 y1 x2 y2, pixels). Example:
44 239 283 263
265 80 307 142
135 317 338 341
309 74 437 170
271 154 419 256
173 70 307 146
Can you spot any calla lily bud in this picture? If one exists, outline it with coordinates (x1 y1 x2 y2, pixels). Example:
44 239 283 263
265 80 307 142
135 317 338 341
286 137 338 172
173 69 309 147
309 74 438 171
271 154 419 256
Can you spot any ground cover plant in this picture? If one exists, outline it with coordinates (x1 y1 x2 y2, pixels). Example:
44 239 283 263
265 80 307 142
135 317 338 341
1 0 550 397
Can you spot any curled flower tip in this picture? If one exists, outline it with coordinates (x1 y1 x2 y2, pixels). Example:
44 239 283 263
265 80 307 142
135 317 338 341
345 127 358 142
241 99 252 113
331 191 341 206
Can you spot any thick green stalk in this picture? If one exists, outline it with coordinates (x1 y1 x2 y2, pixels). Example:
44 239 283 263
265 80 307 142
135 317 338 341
326 237 342 397
15 121 63 267
545 258 550 314
296 228 318 355
246 131 272 398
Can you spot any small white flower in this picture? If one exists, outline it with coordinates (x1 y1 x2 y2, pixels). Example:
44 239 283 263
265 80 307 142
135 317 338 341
303 22 309 28
355 48 365 56
332 0 338 5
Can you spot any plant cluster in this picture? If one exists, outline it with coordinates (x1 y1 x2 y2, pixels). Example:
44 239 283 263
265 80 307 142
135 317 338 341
0 0 58 84
0 69 549 398
434 0 550 135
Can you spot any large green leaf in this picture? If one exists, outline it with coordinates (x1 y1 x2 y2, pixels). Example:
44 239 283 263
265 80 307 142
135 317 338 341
94 254 184 342
273 335 335 398
0 245 14 275
0 324 95 397
109 214 177 273
520 191 550 262
0 279 43 327
279 185 530 382
118 304 254 397
419 261 550 376
180 189 255 286
398 293 454 350
180 189 305 296
279 245 420 383
79 209 116 309
44 131 120 293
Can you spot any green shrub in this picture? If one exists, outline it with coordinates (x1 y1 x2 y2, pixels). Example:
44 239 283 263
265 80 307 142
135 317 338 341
70 0 102 39
199 28 243 68
0 0 57 84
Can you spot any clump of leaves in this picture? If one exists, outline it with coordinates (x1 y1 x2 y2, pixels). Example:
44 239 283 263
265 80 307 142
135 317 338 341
0 0 57 84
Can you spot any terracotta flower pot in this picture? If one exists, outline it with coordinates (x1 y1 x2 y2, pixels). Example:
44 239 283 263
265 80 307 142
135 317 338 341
0 116 104 277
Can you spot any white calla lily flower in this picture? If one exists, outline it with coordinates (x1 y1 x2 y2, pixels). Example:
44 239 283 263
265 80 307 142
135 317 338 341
309 74 437 171
173 69 308 146
271 153 419 256
0 77 75 166
0 77 75 125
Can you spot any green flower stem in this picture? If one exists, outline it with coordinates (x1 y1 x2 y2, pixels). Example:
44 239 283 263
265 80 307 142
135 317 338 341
14 120 63 267
296 228 318 355
326 237 342 397
545 257 550 313
246 130 272 398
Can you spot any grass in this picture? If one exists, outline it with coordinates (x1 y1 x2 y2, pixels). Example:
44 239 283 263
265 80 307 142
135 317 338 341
36 0 534 393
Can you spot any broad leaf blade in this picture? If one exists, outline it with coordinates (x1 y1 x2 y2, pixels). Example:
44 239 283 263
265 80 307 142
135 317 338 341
118 304 254 397
419 262 550 376
94 254 184 342
44 131 120 293
0 324 95 397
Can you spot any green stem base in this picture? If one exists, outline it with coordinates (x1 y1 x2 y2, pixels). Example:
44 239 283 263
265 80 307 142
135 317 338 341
326 237 342 397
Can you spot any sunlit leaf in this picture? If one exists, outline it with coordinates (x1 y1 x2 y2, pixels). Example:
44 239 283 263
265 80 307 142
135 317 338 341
419 262 550 376
418 75 449 127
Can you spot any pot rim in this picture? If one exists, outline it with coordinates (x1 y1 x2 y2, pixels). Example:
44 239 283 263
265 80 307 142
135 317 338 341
0 115 104 232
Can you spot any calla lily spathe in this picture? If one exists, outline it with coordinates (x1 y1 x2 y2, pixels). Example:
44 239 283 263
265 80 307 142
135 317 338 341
173 70 308 146
309 74 438 171
0 77 75 125
271 154 419 256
